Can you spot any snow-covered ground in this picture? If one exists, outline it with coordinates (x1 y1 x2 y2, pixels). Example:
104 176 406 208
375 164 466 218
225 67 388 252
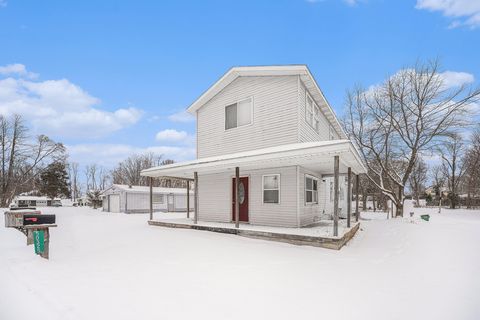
1 204 479 320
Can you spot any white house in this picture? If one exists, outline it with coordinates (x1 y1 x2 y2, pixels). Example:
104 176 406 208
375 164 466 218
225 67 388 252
12 196 62 207
141 65 366 233
102 184 194 214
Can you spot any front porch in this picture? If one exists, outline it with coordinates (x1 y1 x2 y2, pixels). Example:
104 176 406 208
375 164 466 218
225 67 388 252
141 140 367 246
148 212 360 250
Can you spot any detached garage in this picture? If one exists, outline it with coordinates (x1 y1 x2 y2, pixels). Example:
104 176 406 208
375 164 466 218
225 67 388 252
102 184 194 214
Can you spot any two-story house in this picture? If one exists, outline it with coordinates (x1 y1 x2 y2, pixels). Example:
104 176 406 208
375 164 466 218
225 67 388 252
141 65 366 232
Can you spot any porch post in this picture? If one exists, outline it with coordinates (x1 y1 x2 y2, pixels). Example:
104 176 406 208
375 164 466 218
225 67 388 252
235 167 240 229
186 180 190 219
355 174 360 222
149 176 153 221
194 172 198 224
333 156 339 237
347 167 352 228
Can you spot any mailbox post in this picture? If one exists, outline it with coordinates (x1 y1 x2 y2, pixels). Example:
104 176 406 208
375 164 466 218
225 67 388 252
4 209 57 260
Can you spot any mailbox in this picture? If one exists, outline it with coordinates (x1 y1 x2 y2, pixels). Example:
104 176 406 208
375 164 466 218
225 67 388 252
4 210 42 228
23 214 56 225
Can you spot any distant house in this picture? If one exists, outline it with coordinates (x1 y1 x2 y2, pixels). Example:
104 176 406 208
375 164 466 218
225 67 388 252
12 196 62 207
141 65 366 229
101 184 194 213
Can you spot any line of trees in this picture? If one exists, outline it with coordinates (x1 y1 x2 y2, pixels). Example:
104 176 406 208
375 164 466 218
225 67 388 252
0 114 178 206
111 152 186 188
344 59 480 215
404 127 480 210
0 115 66 207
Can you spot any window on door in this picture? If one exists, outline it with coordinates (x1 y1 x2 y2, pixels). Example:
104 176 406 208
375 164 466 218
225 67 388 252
263 174 280 204
305 175 318 204
225 98 253 130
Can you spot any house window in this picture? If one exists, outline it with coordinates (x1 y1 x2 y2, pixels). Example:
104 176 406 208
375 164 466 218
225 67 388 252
152 194 164 203
225 98 252 130
306 92 320 132
263 174 280 204
305 175 318 204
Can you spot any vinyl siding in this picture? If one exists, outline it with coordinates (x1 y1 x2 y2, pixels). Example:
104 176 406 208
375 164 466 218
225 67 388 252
298 81 338 143
322 175 349 218
198 166 298 227
298 166 324 227
197 76 299 158
102 187 193 213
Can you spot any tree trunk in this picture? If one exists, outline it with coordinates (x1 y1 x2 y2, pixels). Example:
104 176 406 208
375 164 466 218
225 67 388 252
415 187 420 208
396 185 404 217
372 193 376 212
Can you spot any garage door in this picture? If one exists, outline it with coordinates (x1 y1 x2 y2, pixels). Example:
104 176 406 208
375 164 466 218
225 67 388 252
109 194 120 213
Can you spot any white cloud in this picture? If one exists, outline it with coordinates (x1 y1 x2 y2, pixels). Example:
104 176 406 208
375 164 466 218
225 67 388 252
439 71 475 88
168 110 195 123
0 64 143 138
416 0 480 28
155 129 188 142
0 63 37 79
67 143 196 168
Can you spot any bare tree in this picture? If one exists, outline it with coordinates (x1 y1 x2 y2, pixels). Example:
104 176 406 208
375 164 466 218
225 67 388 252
111 153 186 188
431 164 446 201
440 133 466 209
98 167 110 190
409 157 428 207
69 162 80 201
0 115 65 206
344 59 480 216
111 153 161 186
462 127 480 207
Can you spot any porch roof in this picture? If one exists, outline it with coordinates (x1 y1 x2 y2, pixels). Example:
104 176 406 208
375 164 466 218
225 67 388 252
141 140 366 179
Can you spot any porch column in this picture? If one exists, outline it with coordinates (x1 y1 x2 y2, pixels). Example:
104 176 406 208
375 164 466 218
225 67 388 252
235 167 240 229
149 176 153 221
355 174 360 222
186 180 190 219
194 172 198 224
347 167 352 228
333 155 339 237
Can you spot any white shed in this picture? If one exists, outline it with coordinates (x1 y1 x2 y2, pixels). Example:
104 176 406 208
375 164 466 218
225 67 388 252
102 184 194 214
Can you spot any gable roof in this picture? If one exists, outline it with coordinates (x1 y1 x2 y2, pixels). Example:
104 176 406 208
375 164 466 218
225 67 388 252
186 65 347 139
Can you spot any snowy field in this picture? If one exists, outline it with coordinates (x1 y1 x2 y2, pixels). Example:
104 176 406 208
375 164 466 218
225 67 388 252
1 205 480 320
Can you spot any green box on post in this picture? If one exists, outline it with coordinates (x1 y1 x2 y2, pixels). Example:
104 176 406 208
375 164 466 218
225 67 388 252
33 230 45 254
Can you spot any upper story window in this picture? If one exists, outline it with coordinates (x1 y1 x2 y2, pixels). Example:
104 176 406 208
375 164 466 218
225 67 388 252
225 98 253 130
306 92 320 132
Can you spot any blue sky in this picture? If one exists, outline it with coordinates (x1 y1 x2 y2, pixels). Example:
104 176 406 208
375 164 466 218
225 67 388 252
0 0 479 168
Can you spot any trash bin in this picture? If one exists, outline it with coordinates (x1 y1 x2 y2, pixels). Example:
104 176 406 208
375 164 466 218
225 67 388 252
420 214 430 222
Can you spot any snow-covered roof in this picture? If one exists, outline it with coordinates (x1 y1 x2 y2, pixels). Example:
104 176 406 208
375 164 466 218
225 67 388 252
104 184 190 194
141 140 367 178
186 65 347 139
15 196 61 201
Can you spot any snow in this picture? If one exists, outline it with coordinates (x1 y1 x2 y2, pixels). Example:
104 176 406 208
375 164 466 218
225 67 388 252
1 203 480 320
150 214 356 238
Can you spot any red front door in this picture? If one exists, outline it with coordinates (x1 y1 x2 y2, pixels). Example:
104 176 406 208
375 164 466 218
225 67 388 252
232 177 249 222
